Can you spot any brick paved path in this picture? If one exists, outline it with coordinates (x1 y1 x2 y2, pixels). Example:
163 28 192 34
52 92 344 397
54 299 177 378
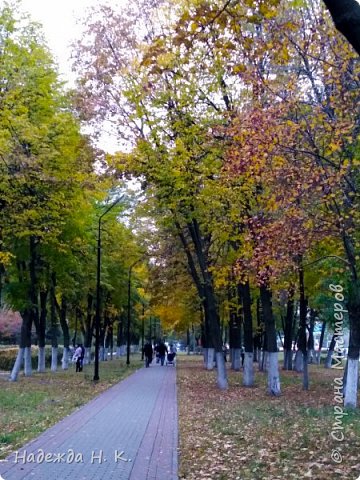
0 362 178 480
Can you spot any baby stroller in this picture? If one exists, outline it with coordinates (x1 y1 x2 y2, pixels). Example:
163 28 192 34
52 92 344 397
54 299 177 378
166 352 176 366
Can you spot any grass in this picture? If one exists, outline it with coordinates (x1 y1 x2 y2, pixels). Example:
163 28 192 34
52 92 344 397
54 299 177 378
177 355 360 480
0 355 142 459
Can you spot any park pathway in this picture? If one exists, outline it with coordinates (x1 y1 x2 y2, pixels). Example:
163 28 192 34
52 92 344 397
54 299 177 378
0 361 178 480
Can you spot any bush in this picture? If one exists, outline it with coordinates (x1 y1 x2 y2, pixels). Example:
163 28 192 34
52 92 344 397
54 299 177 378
0 346 63 371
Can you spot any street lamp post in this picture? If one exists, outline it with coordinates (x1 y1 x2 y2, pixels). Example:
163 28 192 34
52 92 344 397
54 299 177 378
93 196 123 381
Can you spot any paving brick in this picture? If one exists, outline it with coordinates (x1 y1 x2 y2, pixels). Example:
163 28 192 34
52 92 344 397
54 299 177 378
0 363 178 480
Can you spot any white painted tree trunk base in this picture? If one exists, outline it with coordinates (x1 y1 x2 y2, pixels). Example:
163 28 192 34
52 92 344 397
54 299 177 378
267 352 281 396
260 351 268 372
294 350 303 372
24 347 32 377
325 350 334 369
216 352 228 390
283 349 293 370
243 352 254 387
99 347 104 361
38 347 46 373
51 347 58 372
62 347 69 370
231 348 241 371
104 347 108 360
10 348 25 381
206 348 215 370
344 358 359 408
308 349 315 364
84 347 91 364
203 348 208 368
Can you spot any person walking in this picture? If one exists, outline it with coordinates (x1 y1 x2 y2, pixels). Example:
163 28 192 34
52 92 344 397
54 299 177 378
72 344 83 372
157 341 168 366
143 341 153 368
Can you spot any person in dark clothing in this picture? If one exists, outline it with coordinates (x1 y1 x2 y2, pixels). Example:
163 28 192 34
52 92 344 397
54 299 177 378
143 342 153 368
157 342 168 366
80 344 85 371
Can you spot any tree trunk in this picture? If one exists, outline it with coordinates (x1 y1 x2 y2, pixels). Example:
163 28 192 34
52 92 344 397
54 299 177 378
344 358 359 408
215 352 228 389
298 263 309 390
58 297 70 370
83 293 94 364
344 294 360 407
10 308 32 381
323 0 360 56
38 290 47 372
283 288 295 370
228 285 242 371
315 320 326 364
325 334 337 368
260 285 281 396
206 348 215 370
9 348 25 381
116 312 126 358
24 346 32 376
307 309 316 364
50 273 58 372
38 347 46 373
294 349 303 372
240 281 254 386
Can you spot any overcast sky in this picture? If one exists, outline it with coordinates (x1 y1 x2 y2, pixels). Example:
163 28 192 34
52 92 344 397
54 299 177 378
19 0 127 152
19 0 126 86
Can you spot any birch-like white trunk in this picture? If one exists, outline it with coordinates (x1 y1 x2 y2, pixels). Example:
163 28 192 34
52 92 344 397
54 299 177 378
37 347 46 373
10 348 25 381
62 347 69 370
24 347 32 376
116 346 121 358
294 350 303 372
267 352 281 396
243 352 254 387
206 348 215 370
344 358 359 408
104 347 108 360
51 347 58 372
216 352 228 389
231 348 241 371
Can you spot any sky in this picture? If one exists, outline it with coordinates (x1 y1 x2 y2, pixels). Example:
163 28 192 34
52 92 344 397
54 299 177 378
21 0 99 83
20 0 102 85
19 0 127 152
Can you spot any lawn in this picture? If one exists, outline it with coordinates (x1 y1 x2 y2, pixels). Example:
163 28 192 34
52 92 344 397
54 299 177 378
0 356 142 459
177 356 360 480
1 352 359 479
